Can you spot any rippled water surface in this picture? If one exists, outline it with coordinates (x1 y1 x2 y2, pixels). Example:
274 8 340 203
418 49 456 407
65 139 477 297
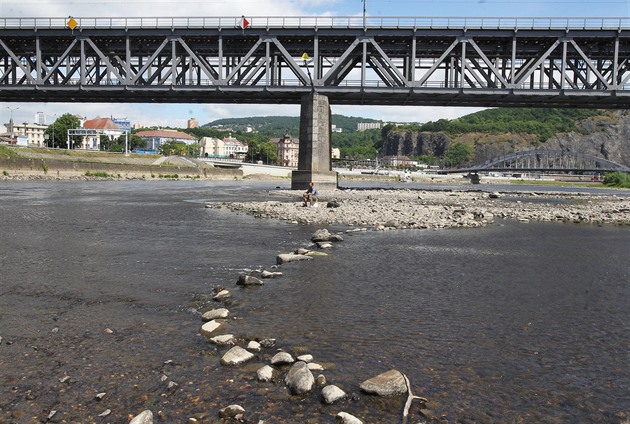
0 180 628 424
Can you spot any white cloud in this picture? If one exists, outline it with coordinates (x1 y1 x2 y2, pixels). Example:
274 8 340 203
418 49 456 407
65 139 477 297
0 0 331 18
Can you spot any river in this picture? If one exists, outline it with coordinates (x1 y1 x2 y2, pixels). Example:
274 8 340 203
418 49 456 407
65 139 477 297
0 180 628 424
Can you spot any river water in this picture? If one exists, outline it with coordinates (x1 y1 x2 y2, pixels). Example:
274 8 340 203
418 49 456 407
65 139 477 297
0 180 628 424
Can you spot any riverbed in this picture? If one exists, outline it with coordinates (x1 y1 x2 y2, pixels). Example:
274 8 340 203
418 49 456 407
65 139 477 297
0 180 628 423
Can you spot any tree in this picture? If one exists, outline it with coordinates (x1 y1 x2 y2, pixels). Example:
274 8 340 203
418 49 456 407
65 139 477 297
44 113 80 149
444 143 473 168
159 140 200 157
245 139 278 164
97 134 146 152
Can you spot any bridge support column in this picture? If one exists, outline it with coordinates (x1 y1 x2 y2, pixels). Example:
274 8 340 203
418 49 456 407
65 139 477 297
291 92 338 190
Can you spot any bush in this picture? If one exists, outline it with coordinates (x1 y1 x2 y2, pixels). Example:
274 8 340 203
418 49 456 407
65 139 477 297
85 171 111 178
603 171 630 188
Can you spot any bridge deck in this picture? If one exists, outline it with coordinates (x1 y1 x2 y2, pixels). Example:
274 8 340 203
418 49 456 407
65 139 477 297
1 16 630 107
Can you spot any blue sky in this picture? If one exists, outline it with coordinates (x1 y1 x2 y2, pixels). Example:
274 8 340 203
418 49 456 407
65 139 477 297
1 0 625 129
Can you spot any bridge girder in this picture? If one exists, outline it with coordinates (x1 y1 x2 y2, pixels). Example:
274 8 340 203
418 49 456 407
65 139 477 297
472 149 630 172
1 19 630 107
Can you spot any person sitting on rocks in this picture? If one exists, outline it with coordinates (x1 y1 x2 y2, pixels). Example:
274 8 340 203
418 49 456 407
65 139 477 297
302 182 318 207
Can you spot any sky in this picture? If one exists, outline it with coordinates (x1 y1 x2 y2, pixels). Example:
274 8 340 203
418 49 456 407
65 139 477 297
1 0 627 129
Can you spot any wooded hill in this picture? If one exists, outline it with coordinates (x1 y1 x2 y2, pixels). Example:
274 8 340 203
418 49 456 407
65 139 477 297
201 108 628 167
204 114 380 137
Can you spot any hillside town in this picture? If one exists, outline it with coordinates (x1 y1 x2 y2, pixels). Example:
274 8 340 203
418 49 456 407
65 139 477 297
0 112 352 168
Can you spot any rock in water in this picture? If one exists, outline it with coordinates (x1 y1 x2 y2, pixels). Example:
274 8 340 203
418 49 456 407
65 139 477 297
359 369 407 396
220 346 255 366
321 384 347 404
236 274 264 286
336 411 363 424
284 361 314 394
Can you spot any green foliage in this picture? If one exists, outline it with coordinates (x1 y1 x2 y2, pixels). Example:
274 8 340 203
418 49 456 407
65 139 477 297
44 113 81 149
102 134 146 152
444 143 474 167
41 162 48 173
417 108 602 142
85 171 112 178
603 171 630 188
0 145 20 158
245 139 278 164
2 170 9 176
203 114 380 137
332 129 380 159
159 140 199 157
158 174 179 179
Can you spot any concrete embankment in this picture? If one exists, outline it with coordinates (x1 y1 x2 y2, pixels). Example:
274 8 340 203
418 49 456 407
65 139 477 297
0 157 242 180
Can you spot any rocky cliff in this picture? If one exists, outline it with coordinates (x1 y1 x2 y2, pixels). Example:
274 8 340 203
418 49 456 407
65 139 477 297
381 110 630 166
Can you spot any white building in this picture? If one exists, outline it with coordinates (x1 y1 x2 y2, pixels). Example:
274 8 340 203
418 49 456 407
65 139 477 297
79 117 124 150
200 137 224 157
277 133 299 167
3 120 48 147
222 135 248 159
135 129 198 151
199 135 248 159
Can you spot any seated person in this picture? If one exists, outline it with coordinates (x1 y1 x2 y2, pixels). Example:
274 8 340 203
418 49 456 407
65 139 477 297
302 182 318 206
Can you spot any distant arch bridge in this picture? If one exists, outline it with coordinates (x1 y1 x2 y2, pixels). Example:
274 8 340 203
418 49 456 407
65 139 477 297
459 150 630 174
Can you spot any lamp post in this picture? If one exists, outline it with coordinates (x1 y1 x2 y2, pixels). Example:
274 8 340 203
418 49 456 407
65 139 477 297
48 113 57 148
362 0 366 29
6 106 19 138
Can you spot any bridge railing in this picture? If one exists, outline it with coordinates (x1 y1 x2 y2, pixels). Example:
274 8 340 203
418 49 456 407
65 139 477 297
1 16 629 30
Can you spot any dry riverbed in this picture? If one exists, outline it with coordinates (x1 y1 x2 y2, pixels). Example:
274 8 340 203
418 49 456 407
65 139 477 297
211 188 630 229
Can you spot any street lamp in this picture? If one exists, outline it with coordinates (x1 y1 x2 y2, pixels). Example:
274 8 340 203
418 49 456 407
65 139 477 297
6 106 19 137
48 113 57 148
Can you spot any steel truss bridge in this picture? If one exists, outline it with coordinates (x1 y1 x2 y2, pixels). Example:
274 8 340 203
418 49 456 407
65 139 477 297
1 16 630 107
464 149 630 174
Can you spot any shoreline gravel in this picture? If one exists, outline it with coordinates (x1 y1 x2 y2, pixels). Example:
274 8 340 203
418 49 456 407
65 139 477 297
211 188 630 229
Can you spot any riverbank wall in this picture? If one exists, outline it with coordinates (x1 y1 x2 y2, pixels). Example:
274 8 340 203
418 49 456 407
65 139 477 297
0 157 242 180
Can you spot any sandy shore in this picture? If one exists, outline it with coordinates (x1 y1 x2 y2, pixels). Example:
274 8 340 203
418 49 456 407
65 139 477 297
211 188 630 229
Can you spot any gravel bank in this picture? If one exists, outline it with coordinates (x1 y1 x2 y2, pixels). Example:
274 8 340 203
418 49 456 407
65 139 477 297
210 188 630 229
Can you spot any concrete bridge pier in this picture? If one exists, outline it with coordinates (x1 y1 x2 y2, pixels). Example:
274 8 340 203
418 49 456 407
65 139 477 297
291 92 338 191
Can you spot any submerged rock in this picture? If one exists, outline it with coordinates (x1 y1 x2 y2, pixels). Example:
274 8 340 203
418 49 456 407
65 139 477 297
209 334 235 346
219 404 245 419
236 274 264 286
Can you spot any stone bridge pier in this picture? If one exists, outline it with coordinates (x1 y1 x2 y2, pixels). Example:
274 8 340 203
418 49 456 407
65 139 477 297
291 93 338 191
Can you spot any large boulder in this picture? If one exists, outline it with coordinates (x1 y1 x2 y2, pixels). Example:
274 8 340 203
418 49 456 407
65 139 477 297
359 369 407 396
220 346 255 366
284 361 315 395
